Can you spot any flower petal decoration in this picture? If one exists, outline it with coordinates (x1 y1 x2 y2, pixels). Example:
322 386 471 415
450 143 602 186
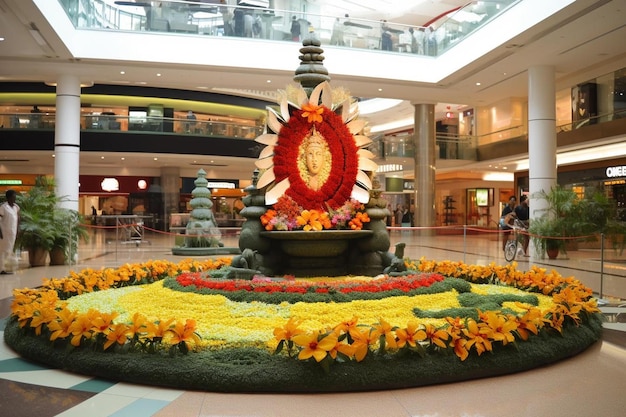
256 81 378 210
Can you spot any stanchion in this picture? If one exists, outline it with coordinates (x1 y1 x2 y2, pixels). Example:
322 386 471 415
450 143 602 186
463 225 467 263
600 232 605 301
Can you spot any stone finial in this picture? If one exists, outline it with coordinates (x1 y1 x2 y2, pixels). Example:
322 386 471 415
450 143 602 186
293 35 331 95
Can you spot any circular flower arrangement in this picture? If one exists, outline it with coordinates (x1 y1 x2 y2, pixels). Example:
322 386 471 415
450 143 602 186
4 258 603 392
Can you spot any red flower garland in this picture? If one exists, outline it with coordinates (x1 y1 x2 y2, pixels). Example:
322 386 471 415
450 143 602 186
176 273 445 295
273 107 358 210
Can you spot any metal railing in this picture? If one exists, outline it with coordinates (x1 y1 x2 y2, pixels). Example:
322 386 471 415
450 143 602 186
58 0 519 57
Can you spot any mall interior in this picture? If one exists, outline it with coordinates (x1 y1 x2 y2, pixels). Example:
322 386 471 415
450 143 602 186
0 1 626 416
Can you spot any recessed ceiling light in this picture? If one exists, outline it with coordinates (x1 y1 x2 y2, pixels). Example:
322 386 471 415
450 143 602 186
120 71 125 75
153 157 158 161
0 37 5 42
101 156 105 159
267 80 272 83
378 88 383 92
121 157 125 161
156 73 161 77
476 82 481 86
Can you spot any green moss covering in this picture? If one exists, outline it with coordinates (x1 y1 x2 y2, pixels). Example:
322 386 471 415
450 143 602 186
3 314 603 392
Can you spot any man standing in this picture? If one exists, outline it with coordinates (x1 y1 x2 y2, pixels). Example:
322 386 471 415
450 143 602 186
0 189 20 274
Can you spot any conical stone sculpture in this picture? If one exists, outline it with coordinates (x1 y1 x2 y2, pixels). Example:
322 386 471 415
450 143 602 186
172 169 240 256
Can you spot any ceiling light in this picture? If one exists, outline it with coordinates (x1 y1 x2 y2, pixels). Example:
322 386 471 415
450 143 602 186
156 73 161 77
475 82 481 86
120 71 125 75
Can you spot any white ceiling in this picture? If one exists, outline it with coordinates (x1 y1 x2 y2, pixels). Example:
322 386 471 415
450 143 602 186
0 0 625 180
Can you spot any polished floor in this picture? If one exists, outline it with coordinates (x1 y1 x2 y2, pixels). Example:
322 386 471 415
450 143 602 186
1 226 625 417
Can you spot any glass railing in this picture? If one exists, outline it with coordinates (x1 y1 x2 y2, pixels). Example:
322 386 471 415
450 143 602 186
58 0 519 58
557 108 626 133
371 133 477 161
0 112 263 139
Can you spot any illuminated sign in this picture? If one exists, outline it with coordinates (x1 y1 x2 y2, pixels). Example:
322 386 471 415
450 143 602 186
0 179 22 185
606 166 626 178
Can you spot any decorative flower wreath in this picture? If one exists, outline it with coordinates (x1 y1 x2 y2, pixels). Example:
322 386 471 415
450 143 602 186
255 82 377 210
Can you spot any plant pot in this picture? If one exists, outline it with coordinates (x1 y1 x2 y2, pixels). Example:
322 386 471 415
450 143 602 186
28 247 48 267
49 247 67 265
546 243 559 260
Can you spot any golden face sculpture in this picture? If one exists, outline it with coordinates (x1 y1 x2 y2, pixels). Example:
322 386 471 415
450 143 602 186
298 130 331 191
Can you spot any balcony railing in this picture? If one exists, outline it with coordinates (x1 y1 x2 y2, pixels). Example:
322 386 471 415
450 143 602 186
0 112 263 139
58 0 519 57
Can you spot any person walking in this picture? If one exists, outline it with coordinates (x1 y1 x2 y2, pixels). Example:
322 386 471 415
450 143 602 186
0 189 20 274
290 16 301 42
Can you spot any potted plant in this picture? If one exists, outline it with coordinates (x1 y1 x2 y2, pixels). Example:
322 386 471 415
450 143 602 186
15 177 59 266
49 208 89 265
528 186 580 259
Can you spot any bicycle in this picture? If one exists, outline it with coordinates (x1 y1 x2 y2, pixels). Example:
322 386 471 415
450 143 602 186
504 218 528 262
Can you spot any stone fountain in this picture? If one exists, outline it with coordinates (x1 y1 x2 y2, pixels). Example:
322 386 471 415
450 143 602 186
230 36 405 278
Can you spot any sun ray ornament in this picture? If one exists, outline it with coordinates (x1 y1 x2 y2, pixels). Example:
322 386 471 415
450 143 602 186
254 39 376 210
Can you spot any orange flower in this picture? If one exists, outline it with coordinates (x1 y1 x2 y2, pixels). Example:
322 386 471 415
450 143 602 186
167 319 202 351
422 323 449 349
301 103 324 124
48 308 77 341
395 320 424 349
104 323 131 350
349 327 377 362
292 330 338 362
273 317 304 343
297 209 327 231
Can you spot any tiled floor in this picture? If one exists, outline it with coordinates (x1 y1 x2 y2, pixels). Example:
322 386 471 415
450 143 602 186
1 227 625 417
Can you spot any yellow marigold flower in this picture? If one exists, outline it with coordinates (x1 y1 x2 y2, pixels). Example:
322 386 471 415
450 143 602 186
292 330 337 362
301 103 324 124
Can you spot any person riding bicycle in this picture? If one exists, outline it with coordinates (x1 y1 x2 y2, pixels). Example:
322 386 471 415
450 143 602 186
514 195 530 256
499 196 517 251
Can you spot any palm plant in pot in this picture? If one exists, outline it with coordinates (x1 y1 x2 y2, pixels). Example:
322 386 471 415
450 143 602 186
49 208 89 265
15 177 59 266
528 186 579 259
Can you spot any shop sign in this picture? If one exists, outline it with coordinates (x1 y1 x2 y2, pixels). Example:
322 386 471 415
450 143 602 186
606 166 626 178
0 179 22 185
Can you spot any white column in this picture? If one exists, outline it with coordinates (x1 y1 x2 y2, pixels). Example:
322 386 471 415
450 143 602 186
54 75 81 211
412 103 436 234
528 66 557 219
